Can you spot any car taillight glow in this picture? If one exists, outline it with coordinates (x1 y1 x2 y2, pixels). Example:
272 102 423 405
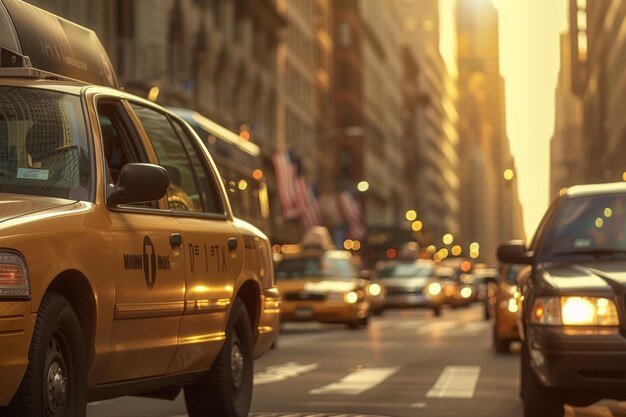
0 253 30 298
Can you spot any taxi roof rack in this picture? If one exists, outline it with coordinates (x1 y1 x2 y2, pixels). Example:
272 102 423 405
0 47 87 85
0 0 119 89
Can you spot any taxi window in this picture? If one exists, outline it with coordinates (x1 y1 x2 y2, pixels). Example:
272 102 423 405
0 86 91 200
130 104 204 213
96 100 158 209
168 117 224 215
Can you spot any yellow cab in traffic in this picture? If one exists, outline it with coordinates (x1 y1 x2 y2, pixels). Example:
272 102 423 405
0 1 279 416
490 263 523 353
275 227 371 329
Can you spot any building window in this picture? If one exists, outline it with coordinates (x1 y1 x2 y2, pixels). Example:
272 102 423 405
338 22 351 47
339 148 352 178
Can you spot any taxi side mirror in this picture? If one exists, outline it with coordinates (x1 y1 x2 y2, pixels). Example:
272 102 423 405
108 163 169 205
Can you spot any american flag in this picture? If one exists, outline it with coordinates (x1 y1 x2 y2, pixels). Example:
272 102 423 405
338 191 366 239
294 175 324 229
272 152 298 219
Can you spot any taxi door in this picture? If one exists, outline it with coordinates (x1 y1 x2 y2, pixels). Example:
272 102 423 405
95 99 185 382
128 103 245 373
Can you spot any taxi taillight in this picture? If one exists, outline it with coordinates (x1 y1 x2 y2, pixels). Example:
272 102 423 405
0 253 30 298
0 264 25 286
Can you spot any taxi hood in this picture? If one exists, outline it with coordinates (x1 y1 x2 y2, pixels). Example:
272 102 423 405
277 279 359 294
0 0 118 88
542 262 626 294
0 193 75 223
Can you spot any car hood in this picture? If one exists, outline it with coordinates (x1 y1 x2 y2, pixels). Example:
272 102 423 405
542 261 626 294
277 279 359 294
0 194 76 223
380 277 429 288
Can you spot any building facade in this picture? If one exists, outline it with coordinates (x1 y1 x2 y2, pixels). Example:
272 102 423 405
550 31 584 197
570 0 626 184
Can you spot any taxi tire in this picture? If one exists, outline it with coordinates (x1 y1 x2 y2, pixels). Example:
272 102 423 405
184 298 253 417
6 292 86 417
521 341 564 417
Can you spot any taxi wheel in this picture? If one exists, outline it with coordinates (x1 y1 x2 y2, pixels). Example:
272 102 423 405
9 293 86 417
184 298 253 417
521 342 564 417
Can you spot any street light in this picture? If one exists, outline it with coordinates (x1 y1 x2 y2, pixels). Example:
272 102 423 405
357 181 369 192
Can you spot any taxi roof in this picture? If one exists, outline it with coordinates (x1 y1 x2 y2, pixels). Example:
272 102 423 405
0 0 118 88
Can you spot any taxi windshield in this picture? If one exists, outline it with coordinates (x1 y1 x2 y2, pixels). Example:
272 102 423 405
0 86 91 200
544 193 626 258
275 256 356 280
378 262 434 279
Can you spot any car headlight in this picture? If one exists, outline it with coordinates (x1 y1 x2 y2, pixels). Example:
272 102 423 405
427 282 442 296
460 287 472 299
0 252 30 298
345 291 359 304
531 296 619 326
367 283 382 297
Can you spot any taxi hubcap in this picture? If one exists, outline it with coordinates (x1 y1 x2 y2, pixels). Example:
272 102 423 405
231 342 244 390
46 335 68 415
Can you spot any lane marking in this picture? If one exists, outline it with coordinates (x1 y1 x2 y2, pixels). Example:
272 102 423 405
254 362 319 385
310 367 399 395
462 322 491 332
394 320 428 329
426 366 481 398
416 320 458 335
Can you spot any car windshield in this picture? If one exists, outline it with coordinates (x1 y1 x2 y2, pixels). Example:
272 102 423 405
377 262 434 279
544 193 626 258
275 256 356 280
0 87 91 200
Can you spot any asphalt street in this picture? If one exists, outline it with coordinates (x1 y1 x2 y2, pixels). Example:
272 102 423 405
87 304 527 417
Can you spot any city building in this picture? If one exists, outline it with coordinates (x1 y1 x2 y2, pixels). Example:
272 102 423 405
570 0 626 184
456 0 524 263
397 0 461 249
550 31 584 197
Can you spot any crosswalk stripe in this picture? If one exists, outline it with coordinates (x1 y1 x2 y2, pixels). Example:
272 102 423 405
426 366 481 398
254 362 319 385
310 367 399 395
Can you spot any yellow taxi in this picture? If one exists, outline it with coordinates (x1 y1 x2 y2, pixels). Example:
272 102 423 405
275 227 370 329
0 2 280 416
491 263 523 353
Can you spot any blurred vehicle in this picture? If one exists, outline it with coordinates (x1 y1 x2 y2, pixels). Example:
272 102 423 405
491 263 523 353
275 227 370 329
471 266 498 319
435 265 474 308
0 3 279 416
358 268 386 316
374 259 444 316
168 107 271 237
498 182 626 417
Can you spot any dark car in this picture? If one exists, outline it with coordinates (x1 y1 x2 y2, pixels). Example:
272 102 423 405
471 266 498 319
374 259 444 316
434 265 474 308
498 182 626 417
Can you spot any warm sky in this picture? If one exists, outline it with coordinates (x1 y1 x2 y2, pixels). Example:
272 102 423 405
440 0 568 239
492 0 568 239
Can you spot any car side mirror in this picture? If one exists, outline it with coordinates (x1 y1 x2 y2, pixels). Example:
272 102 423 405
497 240 533 265
108 163 169 206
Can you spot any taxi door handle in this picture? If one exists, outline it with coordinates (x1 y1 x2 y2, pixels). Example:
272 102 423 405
228 237 238 250
169 233 182 247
